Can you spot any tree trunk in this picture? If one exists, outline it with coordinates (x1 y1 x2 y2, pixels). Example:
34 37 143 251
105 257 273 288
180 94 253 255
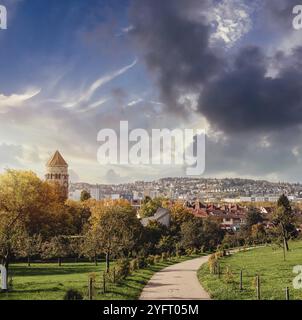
106 252 110 273
27 256 31 267
58 257 62 267
94 254 98 266
281 224 289 252
283 238 286 261
285 238 289 251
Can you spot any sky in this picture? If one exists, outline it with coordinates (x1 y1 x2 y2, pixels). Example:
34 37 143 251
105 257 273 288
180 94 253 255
1 0 302 184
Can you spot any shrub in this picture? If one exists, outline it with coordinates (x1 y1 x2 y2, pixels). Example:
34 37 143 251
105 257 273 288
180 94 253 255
137 256 147 268
215 250 225 259
208 254 218 274
154 255 161 263
106 268 117 283
130 258 139 272
185 248 193 256
161 252 168 262
115 258 130 280
146 255 155 266
224 266 235 284
192 248 198 255
63 289 83 300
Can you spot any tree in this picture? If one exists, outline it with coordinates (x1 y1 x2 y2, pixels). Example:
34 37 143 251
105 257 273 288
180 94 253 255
65 200 91 234
273 194 296 252
42 236 70 266
0 170 60 289
245 207 263 231
169 201 194 236
80 228 102 265
202 218 225 251
180 217 204 250
251 224 266 244
156 235 175 253
138 197 164 218
80 190 91 202
16 233 43 267
143 220 168 254
88 201 143 272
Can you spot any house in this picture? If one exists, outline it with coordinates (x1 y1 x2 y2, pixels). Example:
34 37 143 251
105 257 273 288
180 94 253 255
141 207 171 228
184 200 247 231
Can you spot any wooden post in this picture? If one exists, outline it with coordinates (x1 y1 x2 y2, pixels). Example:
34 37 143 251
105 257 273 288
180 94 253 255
103 272 106 294
239 270 243 291
88 277 93 300
113 267 116 284
285 287 290 300
106 252 110 273
256 275 260 300
217 263 221 279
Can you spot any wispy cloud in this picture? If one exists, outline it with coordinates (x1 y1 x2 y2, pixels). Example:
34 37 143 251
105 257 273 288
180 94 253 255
0 88 41 113
76 97 109 113
64 59 137 109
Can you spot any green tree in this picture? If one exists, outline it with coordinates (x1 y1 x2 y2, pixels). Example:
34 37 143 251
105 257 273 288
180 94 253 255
273 194 296 252
88 202 143 272
142 220 168 254
80 228 102 265
16 233 43 267
0 170 60 288
42 236 70 266
245 207 263 230
180 217 204 250
80 190 91 202
202 218 225 251
139 197 164 218
156 235 175 253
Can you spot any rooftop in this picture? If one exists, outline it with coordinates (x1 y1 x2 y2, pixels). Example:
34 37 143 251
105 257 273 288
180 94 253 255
46 150 68 167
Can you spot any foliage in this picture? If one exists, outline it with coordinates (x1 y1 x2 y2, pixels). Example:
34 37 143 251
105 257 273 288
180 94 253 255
115 258 130 280
138 197 164 218
245 207 263 231
180 217 204 249
208 254 218 274
80 190 91 202
143 220 168 254
130 258 139 272
63 289 83 300
83 200 143 271
272 194 296 251
42 236 70 265
15 233 43 265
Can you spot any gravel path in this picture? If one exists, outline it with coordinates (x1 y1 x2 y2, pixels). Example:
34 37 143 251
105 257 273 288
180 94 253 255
139 256 211 300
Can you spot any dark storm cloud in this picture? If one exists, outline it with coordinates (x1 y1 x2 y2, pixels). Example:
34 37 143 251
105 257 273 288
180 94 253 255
129 0 222 114
200 46 302 133
130 0 302 134
261 0 298 30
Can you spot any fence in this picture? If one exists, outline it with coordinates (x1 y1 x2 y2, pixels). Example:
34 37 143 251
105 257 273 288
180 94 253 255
210 259 294 300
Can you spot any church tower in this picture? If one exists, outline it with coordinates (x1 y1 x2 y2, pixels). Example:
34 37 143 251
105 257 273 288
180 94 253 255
45 151 69 199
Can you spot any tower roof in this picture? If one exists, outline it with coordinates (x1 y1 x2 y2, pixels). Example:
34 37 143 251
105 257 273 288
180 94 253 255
46 151 68 167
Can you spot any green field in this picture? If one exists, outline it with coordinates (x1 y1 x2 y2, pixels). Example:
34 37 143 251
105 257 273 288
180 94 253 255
198 241 302 300
0 255 198 300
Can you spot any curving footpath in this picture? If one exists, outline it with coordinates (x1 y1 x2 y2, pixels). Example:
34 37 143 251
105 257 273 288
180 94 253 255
140 256 211 300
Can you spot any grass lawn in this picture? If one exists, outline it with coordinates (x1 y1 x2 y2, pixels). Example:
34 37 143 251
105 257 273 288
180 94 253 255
0 255 200 300
198 241 302 300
